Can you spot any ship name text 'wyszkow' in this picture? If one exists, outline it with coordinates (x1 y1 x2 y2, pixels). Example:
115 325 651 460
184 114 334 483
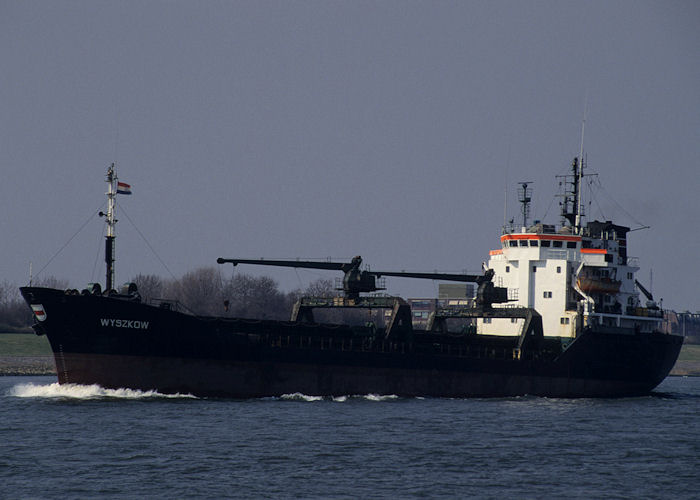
100 319 150 329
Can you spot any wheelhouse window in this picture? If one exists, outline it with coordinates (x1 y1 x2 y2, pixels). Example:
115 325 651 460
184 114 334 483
566 241 577 249
553 241 563 248
509 241 517 247
529 240 539 247
519 240 528 247
541 240 551 247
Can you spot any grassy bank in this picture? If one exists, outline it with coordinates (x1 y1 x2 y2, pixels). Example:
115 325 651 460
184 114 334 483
0 332 52 356
0 333 55 375
677 344 700 362
672 343 700 376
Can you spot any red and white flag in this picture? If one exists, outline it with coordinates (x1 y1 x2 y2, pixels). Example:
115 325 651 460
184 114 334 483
117 181 132 195
31 304 47 322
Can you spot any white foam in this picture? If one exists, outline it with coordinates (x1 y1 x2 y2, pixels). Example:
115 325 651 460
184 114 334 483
9 382 195 400
280 392 324 402
279 393 399 402
363 394 399 401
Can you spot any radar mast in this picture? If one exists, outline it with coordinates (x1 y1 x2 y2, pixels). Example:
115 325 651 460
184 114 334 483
518 182 533 229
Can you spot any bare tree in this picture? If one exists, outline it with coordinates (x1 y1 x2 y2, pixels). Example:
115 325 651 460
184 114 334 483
0 280 13 305
304 278 337 297
33 276 69 289
130 273 165 303
168 267 223 315
222 274 288 319
0 280 30 330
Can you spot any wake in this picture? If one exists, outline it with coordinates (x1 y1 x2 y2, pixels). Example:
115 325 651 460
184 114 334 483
9 382 196 400
280 392 400 402
9 384 401 402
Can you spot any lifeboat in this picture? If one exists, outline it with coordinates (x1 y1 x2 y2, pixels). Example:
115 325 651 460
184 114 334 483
576 267 621 294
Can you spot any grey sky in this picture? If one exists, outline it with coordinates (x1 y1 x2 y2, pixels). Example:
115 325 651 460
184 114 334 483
2 1 699 310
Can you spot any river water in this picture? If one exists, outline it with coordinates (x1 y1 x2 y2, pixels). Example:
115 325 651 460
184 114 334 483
1 375 698 499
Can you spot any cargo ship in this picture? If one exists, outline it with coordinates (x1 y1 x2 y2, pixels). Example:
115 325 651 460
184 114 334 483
20 159 682 398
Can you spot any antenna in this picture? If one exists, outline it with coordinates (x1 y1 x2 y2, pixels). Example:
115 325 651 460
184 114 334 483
503 174 509 233
113 97 120 165
579 100 587 163
503 142 511 233
518 182 533 229
575 106 587 232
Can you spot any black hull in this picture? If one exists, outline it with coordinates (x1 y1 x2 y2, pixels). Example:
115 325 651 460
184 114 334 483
21 287 683 398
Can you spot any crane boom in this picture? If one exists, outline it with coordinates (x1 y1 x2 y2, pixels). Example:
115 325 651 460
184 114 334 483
372 270 489 284
216 257 355 272
217 256 507 307
634 279 654 302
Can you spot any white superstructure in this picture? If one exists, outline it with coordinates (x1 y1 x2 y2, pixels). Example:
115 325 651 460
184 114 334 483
477 158 662 338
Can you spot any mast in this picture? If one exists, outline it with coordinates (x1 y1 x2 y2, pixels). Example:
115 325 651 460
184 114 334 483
575 112 586 233
104 164 117 291
558 155 586 233
571 157 580 233
518 182 532 229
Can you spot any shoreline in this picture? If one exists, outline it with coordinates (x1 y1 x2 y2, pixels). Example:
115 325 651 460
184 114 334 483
0 356 56 376
669 361 700 377
2 355 698 377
